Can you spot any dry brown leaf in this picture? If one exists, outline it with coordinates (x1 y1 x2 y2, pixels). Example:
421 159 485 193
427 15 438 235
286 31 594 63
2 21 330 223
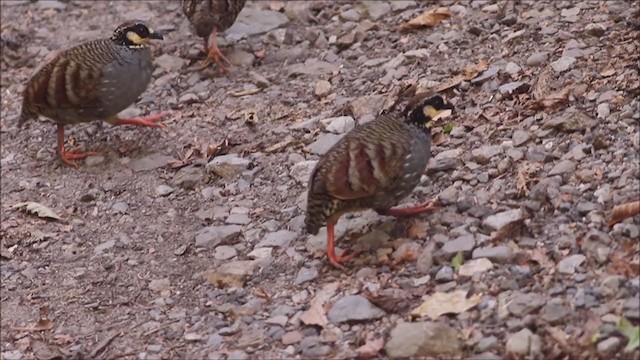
12 202 62 221
491 219 526 241
356 333 385 359
608 200 640 227
407 221 428 239
529 247 554 268
398 8 453 32
431 60 488 93
411 289 481 319
363 288 413 314
299 282 339 327
431 132 448 146
516 161 542 196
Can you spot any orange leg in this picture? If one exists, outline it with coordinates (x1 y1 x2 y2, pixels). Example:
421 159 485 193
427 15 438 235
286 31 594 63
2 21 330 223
56 124 96 168
196 30 233 72
326 222 358 271
377 198 438 217
110 113 168 128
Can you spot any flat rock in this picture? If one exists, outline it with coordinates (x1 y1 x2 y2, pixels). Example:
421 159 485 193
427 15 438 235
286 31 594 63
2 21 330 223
441 235 476 255
459 258 494 277
327 295 385 323
483 209 526 230
128 154 175 172
294 266 318 285
290 160 317 184
194 225 242 248
171 166 205 190
557 254 586 274
255 230 297 248
507 292 546 316
385 322 461 357
154 54 186 72
548 160 576 175
226 8 289 42
308 133 344 155
320 116 355 134
472 246 515 263
506 328 542 355
206 154 251 180
362 1 391 20
550 56 576 73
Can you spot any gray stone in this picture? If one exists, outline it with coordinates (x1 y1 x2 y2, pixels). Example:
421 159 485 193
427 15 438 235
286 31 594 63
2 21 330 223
483 209 526 230
472 246 515 263
149 278 170 292
512 130 531 146
597 103 610 119
94 240 116 254
320 116 355 134
339 9 361 22
314 80 332 98
327 295 385 323
206 154 251 180
155 185 174 197
441 235 476 255
178 93 199 104
294 266 318 285
435 266 454 282
256 230 297 248
111 202 129 214
171 166 205 190
459 258 494 277
214 245 237 260
226 8 289 42
471 66 500 84
362 1 391 20
154 54 187 72
507 292 546 316
308 134 344 155
504 62 521 75
557 254 586 274
551 56 576 73
385 322 461 357
597 337 620 356
526 52 548 67
506 328 541 355
475 336 498 353
471 145 501 164
226 213 251 225
194 225 242 248
290 160 317 184
541 302 569 324
548 160 576 175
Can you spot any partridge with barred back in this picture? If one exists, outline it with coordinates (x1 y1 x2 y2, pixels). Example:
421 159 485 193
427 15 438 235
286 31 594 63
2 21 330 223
19 20 166 167
305 95 454 270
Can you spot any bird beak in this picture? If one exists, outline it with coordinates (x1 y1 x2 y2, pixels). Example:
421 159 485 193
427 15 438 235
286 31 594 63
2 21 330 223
148 32 164 40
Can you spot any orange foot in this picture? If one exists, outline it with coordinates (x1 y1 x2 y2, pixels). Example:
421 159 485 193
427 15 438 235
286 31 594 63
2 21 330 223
112 113 168 128
60 148 97 168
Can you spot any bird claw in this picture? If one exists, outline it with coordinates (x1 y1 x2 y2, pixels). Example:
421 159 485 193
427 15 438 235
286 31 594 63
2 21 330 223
59 148 97 168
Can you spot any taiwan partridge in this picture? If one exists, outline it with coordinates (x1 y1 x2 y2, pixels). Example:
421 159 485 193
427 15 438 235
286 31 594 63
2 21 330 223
19 20 166 167
305 95 454 270
182 0 246 71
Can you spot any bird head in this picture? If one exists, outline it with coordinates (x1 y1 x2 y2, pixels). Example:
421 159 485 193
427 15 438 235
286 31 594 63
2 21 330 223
406 94 454 130
111 20 163 47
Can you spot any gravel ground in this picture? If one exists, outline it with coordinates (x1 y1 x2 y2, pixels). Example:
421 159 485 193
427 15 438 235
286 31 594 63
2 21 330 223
1 0 639 359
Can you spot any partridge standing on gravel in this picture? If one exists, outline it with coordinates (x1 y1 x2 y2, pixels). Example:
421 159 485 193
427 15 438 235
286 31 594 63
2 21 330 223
182 0 246 71
305 95 454 270
19 20 166 167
